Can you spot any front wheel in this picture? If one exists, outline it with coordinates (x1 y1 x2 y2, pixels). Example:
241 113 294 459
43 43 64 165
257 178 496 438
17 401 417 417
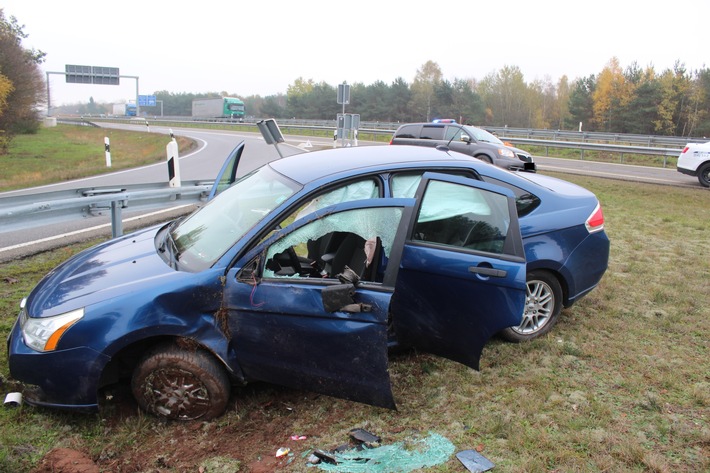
697 162 710 188
131 344 230 420
500 270 562 342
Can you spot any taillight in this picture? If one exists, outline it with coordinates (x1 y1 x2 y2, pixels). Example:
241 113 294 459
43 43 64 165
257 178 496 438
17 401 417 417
681 146 689 154
585 203 605 233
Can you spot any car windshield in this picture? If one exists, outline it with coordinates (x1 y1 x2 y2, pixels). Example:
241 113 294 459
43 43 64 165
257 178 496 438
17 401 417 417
169 165 301 271
463 126 504 145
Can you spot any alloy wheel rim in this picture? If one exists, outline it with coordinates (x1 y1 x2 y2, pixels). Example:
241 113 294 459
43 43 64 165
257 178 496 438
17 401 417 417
513 279 554 335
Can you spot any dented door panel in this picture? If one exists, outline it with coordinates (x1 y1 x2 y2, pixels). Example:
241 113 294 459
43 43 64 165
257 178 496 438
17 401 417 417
223 276 396 408
222 199 413 409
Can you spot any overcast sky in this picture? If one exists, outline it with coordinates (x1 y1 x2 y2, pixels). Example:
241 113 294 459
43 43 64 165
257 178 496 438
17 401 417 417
3 0 708 107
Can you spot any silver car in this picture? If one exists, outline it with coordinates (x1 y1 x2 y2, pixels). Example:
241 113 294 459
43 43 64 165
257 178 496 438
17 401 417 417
390 122 535 171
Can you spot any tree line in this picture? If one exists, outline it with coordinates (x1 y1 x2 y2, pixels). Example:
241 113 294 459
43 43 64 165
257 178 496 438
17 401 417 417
138 59 710 137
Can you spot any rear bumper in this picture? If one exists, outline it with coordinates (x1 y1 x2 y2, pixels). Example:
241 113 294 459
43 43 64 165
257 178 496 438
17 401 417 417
563 230 610 306
677 166 697 177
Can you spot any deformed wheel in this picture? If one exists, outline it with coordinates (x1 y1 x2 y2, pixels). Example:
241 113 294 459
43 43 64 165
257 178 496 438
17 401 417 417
500 270 563 342
131 344 230 420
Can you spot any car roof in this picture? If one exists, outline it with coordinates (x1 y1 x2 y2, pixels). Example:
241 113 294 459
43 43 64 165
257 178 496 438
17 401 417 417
268 145 597 203
269 144 476 184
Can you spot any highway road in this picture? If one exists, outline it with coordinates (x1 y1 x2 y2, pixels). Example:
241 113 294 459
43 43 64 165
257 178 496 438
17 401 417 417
0 124 310 260
0 123 704 261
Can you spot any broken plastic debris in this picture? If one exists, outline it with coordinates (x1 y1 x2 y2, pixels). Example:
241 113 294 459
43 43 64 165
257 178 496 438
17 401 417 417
456 449 495 472
290 435 307 441
4 392 22 407
313 449 338 464
349 428 381 447
276 447 290 457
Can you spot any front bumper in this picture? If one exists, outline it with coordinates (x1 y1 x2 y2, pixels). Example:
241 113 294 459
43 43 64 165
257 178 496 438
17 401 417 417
7 321 108 411
510 161 537 172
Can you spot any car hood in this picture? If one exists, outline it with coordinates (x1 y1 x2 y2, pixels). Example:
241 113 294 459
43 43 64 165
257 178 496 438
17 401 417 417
27 225 180 318
510 146 531 156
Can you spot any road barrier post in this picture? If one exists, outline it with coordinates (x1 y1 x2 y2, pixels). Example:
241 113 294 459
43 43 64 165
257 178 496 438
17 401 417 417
166 140 181 187
104 137 111 167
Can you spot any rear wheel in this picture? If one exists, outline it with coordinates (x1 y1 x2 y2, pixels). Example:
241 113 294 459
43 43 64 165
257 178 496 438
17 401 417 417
131 344 230 420
697 162 710 187
500 270 562 342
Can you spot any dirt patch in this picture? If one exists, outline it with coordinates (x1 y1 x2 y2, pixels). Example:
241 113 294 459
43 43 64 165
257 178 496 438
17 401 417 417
31 448 99 473
48 384 348 472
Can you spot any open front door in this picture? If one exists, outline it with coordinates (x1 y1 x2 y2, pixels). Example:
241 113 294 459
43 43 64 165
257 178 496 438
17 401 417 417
222 199 414 409
208 141 245 200
390 172 526 370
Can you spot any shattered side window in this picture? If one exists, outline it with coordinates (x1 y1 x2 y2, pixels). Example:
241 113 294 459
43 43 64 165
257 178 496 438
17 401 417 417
258 179 380 246
263 207 403 280
295 179 379 220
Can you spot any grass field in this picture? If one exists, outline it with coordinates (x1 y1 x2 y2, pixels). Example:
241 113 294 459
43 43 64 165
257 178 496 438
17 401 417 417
0 125 195 192
0 132 708 471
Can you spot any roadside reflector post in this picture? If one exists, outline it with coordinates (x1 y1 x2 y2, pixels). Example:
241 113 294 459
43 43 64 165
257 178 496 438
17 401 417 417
145 120 150 133
166 140 181 188
104 137 111 167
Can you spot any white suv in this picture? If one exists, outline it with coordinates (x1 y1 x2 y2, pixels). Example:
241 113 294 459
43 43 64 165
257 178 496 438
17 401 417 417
677 141 710 187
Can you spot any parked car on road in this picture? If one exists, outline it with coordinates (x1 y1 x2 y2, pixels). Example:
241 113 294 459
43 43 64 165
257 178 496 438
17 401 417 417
677 141 710 187
390 122 535 172
8 144 608 420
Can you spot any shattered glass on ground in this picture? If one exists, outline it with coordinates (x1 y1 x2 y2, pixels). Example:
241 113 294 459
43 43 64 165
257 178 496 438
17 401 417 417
313 432 455 473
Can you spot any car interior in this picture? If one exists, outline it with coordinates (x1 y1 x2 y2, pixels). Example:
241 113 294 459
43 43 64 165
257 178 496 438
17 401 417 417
267 231 385 283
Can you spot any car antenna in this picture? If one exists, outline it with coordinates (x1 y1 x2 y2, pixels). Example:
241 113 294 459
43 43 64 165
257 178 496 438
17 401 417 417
437 124 462 152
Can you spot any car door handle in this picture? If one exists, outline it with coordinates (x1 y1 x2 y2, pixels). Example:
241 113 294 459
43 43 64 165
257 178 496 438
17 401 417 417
468 266 507 278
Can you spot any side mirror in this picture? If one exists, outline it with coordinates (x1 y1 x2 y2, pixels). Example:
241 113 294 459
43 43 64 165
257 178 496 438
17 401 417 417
321 283 372 313
460 134 471 143
321 283 355 312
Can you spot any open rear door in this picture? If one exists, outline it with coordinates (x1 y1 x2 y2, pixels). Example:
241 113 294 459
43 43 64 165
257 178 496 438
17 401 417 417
390 172 526 369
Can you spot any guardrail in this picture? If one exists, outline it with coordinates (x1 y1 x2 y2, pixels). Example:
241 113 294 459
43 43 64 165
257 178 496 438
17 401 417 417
0 180 213 238
501 138 683 167
81 116 690 166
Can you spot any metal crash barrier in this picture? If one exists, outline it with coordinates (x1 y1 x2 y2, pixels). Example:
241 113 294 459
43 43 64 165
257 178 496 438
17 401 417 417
0 181 213 238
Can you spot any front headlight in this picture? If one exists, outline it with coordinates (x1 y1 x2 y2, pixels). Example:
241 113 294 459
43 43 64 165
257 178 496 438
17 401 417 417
497 148 515 158
21 307 84 352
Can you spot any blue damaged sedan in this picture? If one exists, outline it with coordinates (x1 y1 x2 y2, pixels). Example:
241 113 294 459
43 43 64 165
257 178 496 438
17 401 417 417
8 143 609 420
